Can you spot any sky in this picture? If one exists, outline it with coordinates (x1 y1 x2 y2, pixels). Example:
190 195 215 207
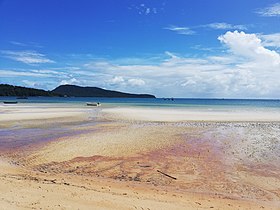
0 0 280 98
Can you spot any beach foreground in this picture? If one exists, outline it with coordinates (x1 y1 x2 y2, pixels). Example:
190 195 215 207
0 104 279 209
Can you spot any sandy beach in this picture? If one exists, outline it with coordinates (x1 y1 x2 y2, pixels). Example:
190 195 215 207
0 104 280 209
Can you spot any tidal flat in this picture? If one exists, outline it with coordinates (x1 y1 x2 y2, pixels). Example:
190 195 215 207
0 104 279 209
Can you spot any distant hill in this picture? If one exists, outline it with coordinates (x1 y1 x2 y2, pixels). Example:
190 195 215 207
0 84 60 97
0 84 156 98
52 85 156 98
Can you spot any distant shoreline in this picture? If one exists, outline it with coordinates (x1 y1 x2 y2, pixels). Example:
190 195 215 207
0 84 156 98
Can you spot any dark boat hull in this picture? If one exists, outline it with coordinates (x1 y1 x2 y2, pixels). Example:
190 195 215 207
3 101 18 104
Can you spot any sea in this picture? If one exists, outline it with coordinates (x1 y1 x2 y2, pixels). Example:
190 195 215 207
1 97 280 111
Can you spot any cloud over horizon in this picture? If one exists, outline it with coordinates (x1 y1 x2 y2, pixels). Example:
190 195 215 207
1 31 280 98
69 31 279 98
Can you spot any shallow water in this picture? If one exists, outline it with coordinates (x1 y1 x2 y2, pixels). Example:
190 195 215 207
0 97 280 109
0 127 75 150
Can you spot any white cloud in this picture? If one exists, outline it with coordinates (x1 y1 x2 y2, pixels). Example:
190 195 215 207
2 32 280 98
59 78 80 86
31 69 62 75
81 31 280 98
205 22 247 30
22 80 40 88
127 78 145 86
165 26 195 35
256 3 280 17
130 3 158 15
218 31 280 65
0 69 53 77
259 33 280 48
9 41 27 47
9 41 43 48
0 67 73 89
165 22 247 36
145 8 150 15
109 76 145 87
109 76 125 85
1 50 55 64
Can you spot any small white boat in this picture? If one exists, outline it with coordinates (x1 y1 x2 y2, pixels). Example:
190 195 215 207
86 102 101 106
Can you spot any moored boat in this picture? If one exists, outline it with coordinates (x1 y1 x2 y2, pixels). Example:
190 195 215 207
86 102 101 106
3 101 18 104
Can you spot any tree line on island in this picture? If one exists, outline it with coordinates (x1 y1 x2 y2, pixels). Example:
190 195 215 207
0 84 156 98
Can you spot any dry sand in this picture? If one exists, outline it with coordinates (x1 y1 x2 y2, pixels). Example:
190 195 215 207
0 105 280 209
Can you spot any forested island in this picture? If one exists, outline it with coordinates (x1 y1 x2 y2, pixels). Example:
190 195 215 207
0 84 59 97
0 84 156 98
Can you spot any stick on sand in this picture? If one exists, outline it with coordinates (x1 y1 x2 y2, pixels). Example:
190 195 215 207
157 170 177 180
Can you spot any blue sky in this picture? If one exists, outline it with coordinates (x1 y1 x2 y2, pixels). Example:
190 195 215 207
0 0 280 98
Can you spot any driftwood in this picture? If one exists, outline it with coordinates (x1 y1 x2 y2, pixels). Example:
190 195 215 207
156 170 177 180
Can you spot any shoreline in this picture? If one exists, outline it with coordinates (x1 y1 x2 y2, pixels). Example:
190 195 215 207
2 103 280 123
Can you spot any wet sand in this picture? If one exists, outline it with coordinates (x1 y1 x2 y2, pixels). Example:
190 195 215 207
0 104 279 209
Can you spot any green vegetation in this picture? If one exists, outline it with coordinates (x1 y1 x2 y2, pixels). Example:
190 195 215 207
0 84 61 97
0 84 156 98
52 85 156 98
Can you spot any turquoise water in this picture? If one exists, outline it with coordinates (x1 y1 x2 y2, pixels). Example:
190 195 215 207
1 97 280 109
1 97 280 149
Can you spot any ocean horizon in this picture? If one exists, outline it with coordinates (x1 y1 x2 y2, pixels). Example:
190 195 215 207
1 96 280 110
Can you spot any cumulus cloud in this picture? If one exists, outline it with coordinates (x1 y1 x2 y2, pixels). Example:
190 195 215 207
2 31 280 98
81 31 280 98
218 31 280 65
256 3 280 17
164 26 195 35
109 76 125 85
1 50 55 64
109 76 145 87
